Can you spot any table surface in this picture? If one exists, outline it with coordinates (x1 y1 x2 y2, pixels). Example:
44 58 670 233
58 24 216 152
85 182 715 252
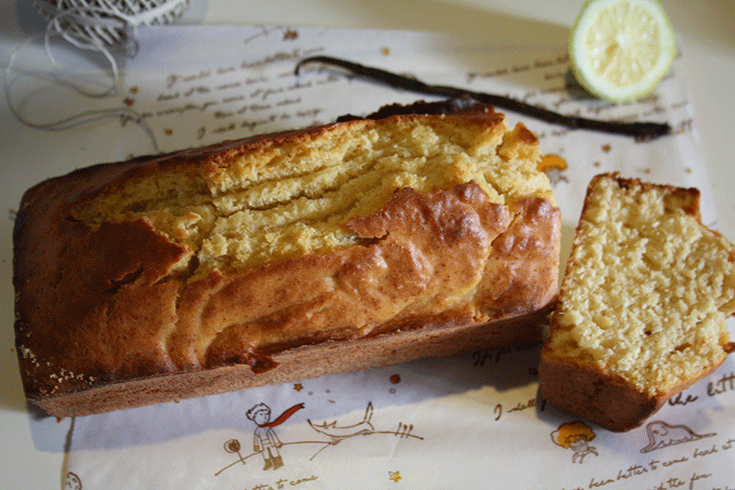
1 1 733 488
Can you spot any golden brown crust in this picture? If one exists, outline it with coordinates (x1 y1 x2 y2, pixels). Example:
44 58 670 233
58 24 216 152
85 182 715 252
539 354 663 432
14 106 560 416
604 172 702 219
33 304 553 417
475 196 560 318
540 349 723 432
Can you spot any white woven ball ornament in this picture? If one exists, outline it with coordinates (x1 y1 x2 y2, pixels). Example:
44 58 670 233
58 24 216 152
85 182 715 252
32 0 192 49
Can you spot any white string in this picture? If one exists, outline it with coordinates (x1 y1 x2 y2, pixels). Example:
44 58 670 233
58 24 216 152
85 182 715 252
4 1 190 154
44 9 129 98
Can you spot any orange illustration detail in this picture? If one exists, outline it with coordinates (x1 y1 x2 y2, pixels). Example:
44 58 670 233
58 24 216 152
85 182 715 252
537 154 568 186
551 421 599 463
389 471 403 482
537 154 567 172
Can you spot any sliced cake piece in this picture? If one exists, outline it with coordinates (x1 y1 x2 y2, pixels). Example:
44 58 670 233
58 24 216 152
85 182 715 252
540 173 735 432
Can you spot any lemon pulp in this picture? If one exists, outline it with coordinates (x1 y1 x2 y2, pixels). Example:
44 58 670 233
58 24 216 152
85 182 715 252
569 0 676 102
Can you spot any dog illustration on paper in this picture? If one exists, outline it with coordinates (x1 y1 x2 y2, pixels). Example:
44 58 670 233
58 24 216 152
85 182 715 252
305 401 420 460
551 421 599 463
307 402 375 444
639 420 716 453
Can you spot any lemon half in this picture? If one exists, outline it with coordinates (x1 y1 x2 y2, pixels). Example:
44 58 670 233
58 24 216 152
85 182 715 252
569 0 676 102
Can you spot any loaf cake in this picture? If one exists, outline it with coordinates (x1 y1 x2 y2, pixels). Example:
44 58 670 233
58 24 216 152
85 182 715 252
540 173 735 432
13 100 561 417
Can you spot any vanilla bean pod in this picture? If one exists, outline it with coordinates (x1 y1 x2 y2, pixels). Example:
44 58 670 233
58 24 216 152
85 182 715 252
295 56 671 141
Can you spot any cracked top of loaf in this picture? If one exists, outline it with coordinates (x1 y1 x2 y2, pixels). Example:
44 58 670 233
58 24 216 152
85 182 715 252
67 107 554 280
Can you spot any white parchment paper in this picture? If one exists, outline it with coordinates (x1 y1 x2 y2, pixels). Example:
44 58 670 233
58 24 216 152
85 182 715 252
55 25 735 489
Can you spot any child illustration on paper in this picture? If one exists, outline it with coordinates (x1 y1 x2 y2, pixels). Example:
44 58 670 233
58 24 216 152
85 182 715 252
551 421 599 463
246 402 304 470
